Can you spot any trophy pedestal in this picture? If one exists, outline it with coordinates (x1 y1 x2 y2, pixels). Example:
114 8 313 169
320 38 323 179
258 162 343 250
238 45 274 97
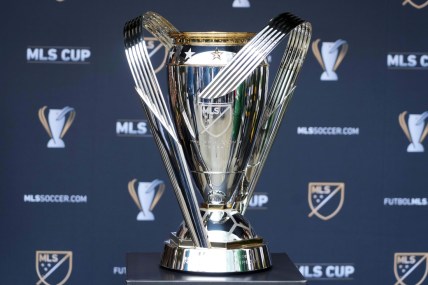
126 252 307 284
160 239 271 273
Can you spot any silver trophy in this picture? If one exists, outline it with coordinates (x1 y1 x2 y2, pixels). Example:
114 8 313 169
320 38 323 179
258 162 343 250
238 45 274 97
124 11 311 273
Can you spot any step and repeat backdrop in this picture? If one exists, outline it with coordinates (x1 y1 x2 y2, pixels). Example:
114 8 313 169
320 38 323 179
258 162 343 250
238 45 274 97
1 0 428 284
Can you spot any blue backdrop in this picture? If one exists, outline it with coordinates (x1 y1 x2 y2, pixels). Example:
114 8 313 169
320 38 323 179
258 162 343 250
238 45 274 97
1 0 428 284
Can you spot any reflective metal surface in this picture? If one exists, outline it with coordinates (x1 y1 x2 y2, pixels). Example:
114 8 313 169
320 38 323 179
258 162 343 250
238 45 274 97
168 32 267 205
124 15 210 248
161 240 271 273
127 253 306 284
123 11 311 273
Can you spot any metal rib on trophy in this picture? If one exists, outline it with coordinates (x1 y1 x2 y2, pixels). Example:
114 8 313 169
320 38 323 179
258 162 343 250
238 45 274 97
124 11 311 273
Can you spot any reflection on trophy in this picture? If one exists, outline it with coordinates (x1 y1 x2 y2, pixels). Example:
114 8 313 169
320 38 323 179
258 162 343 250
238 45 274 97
38 106 75 148
312 39 348 81
124 11 311 272
399 111 428 152
128 179 165 221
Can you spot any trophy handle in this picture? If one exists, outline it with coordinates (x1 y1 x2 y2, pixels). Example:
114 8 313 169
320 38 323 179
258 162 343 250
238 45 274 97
237 18 312 214
128 179 142 211
124 14 210 247
311 39 325 70
142 11 179 50
399 111 412 142
38 106 53 138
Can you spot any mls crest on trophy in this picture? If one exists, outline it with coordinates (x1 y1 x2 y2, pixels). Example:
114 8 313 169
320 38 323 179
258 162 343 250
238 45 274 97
123 11 311 273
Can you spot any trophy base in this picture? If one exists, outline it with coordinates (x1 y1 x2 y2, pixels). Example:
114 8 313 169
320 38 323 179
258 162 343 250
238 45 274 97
160 234 272 273
127 252 306 284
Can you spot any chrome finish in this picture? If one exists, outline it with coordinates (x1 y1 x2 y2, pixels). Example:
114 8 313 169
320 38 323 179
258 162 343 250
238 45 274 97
161 206 271 273
161 239 271 273
123 11 312 273
236 22 312 214
198 13 308 100
124 16 210 248
142 11 178 50
168 32 267 205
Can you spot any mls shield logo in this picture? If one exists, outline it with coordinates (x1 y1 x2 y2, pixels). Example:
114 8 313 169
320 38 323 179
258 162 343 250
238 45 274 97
36 251 73 285
394 253 428 285
128 179 165 221
199 103 232 138
308 182 345 221
402 0 428 9
144 37 168 73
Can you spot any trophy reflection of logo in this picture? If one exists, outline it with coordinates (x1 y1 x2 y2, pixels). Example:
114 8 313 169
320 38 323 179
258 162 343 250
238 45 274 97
308 182 345 221
312 39 348 81
128 179 165 221
36 251 73 285
144 37 168 73
399 111 428 152
402 0 428 9
38 106 75 148
123 11 311 273
232 0 250 8
394 253 428 285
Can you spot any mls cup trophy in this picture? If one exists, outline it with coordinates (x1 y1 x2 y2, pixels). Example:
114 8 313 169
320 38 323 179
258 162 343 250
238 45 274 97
124 11 311 272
